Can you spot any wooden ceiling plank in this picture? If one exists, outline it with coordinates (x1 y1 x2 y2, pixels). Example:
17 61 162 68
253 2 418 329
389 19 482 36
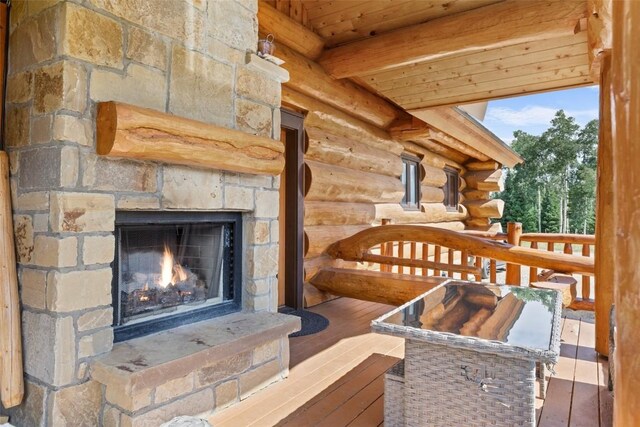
397 63 591 106
369 41 587 92
405 76 592 110
258 1 325 59
385 53 589 99
316 0 499 47
318 0 588 79
364 32 587 86
308 1 501 47
400 65 590 109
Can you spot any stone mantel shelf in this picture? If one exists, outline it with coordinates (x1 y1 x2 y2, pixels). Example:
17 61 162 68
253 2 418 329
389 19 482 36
245 52 290 83
91 312 300 394
96 102 286 176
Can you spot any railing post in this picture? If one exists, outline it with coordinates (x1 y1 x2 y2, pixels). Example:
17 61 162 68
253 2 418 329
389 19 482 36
595 51 614 357
506 222 522 285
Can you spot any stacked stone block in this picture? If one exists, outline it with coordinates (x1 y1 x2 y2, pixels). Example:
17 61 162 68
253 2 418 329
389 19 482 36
4 0 284 425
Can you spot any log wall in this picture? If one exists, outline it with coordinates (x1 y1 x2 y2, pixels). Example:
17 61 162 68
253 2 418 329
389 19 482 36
281 64 506 307
462 165 505 232
283 91 508 305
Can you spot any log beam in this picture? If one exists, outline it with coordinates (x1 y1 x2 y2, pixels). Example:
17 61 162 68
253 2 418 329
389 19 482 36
390 119 490 161
258 0 324 60
463 199 505 219
465 169 503 192
611 2 640 423
465 160 501 171
304 201 375 226
399 137 468 165
276 43 401 129
310 268 446 306
318 0 587 79
305 126 402 177
410 108 523 168
304 160 404 204
96 102 284 175
421 164 447 188
281 88 403 155
587 0 612 81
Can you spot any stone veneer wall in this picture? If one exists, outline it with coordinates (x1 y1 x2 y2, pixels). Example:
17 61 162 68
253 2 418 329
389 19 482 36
4 0 283 425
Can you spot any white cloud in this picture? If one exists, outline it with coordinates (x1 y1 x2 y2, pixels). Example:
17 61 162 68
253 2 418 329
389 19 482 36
486 106 557 126
486 105 598 127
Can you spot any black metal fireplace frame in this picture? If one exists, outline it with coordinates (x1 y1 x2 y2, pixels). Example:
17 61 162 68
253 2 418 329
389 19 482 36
112 211 243 342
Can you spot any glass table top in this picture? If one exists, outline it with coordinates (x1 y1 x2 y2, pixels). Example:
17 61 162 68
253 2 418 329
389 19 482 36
378 281 559 353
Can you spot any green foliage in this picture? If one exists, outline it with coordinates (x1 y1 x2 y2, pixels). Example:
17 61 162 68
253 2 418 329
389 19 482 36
540 188 560 233
496 111 598 234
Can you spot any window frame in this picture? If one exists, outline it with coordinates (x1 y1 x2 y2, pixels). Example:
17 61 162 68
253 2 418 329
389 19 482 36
443 166 460 212
400 153 421 211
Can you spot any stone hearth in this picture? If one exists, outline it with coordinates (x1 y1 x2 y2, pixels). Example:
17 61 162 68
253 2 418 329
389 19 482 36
3 0 293 425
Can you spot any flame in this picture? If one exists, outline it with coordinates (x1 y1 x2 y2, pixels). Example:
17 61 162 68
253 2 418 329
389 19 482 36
160 244 174 287
173 264 188 284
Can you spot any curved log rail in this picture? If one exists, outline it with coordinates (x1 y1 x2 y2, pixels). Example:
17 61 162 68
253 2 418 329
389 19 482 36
309 224 594 310
328 225 594 276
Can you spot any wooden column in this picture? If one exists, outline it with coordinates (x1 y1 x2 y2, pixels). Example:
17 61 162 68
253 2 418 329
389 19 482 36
505 222 522 285
594 51 613 356
611 1 640 425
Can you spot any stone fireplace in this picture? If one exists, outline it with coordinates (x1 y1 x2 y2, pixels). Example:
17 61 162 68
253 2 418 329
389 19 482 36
3 0 297 425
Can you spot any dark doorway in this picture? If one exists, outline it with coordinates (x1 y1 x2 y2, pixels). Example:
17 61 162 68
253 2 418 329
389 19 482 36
279 110 305 309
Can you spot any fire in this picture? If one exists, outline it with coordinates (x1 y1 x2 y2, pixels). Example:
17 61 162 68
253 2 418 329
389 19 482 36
160 244 174 287
159 244 189 287
173 264 188 283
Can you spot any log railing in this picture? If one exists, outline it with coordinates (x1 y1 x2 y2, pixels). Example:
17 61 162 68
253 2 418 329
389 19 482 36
311 223 595 309
519 231 595 308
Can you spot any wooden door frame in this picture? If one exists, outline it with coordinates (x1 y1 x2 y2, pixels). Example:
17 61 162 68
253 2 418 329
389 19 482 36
281 109 305 309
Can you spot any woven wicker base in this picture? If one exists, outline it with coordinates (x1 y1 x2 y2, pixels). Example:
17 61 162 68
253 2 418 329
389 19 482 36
387 340 537 427
385 360 405 427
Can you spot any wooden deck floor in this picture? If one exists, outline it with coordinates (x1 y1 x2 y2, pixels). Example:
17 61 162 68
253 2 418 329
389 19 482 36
209 298 613 427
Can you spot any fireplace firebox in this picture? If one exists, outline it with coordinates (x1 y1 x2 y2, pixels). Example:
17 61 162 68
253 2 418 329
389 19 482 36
112 211 242 342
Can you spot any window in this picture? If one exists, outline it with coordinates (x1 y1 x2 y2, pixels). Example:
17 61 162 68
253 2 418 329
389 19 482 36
443 166 460 211
401 154 421 209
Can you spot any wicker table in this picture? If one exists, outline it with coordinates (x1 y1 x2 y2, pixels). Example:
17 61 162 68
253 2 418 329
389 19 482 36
373 280 562 427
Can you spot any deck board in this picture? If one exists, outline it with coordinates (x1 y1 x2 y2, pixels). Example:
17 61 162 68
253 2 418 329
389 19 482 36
569 320 600 427
209 298 612 427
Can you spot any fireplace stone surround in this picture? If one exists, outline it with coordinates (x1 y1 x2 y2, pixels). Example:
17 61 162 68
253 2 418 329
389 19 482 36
3 1 297 425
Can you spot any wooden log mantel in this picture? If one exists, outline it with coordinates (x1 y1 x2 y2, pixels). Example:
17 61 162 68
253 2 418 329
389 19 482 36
96 102 285 175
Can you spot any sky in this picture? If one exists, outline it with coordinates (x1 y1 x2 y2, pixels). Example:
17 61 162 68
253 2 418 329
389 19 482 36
482 86 600 145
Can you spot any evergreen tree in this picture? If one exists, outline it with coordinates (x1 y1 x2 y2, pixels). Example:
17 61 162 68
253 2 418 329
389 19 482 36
540 188 560 233
495 112 598 234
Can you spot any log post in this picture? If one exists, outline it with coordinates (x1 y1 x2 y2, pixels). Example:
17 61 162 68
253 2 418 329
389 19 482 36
611 1 640 423
595 51 613 357
0 152 23 408
505 222 523 285
0 2 23 408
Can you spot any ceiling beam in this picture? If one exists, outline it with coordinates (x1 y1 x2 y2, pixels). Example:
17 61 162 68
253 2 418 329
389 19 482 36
390 120 490 162
587 0 612 81
258 1 325 60
409 108 523 168
276 42 402 129
318 0 588 79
